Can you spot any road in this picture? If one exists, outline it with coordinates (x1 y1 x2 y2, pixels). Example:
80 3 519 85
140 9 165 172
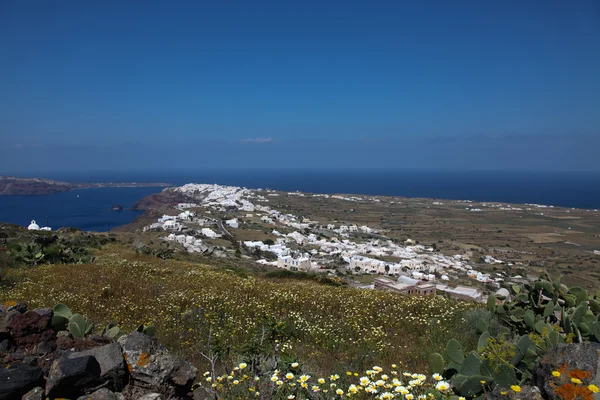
216 219 233 237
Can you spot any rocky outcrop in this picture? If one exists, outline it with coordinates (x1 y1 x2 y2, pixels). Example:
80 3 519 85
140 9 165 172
0 364 44 400
67 342 128 391
7 310 55 350
120 331 197 397
0 303 197 400
532 343 600 400
45 355 102 398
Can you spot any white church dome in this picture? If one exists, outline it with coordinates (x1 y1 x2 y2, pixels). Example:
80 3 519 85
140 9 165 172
28 220 40 230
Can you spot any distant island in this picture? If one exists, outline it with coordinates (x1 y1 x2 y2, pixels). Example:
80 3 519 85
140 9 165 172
0 176 172 196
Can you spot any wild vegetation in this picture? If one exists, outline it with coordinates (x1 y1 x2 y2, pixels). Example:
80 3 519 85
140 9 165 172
426 274 600 398
4 227 600 398
0 242 477 381
0 224 113 285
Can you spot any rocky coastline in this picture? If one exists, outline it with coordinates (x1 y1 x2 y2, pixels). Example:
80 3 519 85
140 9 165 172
0 177 171 196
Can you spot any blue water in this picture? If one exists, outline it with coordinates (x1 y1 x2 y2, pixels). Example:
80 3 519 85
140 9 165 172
0 187 163 232
1 170 599 231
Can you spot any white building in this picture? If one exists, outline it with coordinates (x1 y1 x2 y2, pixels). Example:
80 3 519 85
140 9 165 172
158 215 177 223
201 228 220 238
225 219 239 228
28 220 40 230
178 211 195 220
28 219 51 231
348 256 386 274
261 216 274 224
277 256 312 271
163 220 184 232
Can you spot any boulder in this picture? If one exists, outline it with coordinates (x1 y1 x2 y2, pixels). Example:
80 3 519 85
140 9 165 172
532 343 600 399
137 394 164 400
33 308 52 319
120 331 196 394
6 303 27 314
35 340 56 354
0 364 44 400
0 339 10 352
7 311 55 350
21 387 44 400
67 343 128 391
169 359 197 394
45 355 102 398
0 312 14 342
120 331 173 389
21 357 37 366
76 388 124 400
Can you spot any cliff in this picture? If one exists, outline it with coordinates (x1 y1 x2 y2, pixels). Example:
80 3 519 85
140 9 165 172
0 176 171 196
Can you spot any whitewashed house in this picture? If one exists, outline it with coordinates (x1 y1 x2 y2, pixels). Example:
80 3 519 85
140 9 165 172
178 211 195 220
277 256 311 271
348 256 386 273
225 219 239 228
201 228 220 238
163 220 184 232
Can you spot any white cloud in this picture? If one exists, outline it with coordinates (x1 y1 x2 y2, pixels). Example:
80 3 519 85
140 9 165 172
241 137 273 143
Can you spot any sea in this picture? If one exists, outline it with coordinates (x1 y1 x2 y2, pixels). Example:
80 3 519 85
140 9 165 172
1 170 599 232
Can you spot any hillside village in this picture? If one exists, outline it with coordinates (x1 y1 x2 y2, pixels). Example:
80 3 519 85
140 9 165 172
137 183 546 302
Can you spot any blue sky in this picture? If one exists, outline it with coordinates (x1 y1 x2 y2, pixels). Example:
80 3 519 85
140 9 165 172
1 0 599 173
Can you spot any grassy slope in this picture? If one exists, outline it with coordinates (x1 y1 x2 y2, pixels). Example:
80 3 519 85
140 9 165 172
0 244 478 376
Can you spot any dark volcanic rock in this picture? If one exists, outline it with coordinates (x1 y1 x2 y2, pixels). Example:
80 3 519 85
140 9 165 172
0 364 44 400
67 343 128 391
7 311 55 350
33 308 52 319
132 190 192 211
532 343 600 399
45 355 102 398
137 394 164 400
0 311 20 342
35 340 56 354
21 387 43 400
120 331 197 394
0 339 10 352
76 388 124 400
170 359 197 394
21 356 37 366
6 302 27 314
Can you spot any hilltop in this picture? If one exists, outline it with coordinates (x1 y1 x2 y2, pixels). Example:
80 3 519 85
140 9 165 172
121 183 600 292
